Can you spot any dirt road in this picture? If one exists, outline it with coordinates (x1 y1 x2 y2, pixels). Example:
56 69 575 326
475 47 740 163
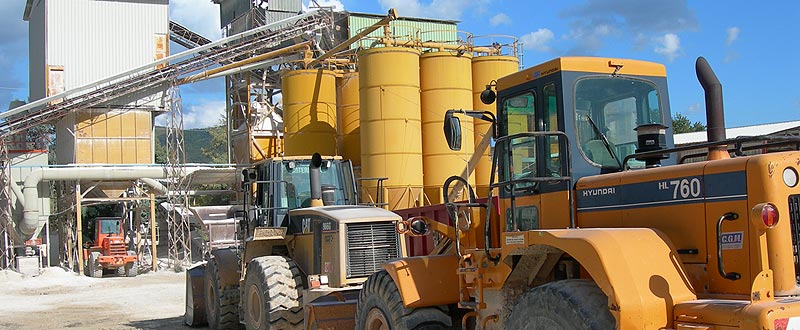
0 267 192 329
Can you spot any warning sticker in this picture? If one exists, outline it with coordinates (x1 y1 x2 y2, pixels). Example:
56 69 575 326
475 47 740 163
505 234 525 245
720 232 744 250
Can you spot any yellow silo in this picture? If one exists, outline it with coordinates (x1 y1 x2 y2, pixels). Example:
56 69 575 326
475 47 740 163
282 69 338 156
336 72 360 166
472 55 518 196
358 47 424 210
420 51 475 204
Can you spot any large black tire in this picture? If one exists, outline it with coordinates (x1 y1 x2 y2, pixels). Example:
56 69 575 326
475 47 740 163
206 257 243 330
242 256 304 330
505 279 615 330
355 270 451 330
125 251 139 277
88 252 103 278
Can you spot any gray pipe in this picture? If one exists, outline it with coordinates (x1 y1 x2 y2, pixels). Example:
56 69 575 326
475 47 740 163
18 166 212 239
138 177 168 195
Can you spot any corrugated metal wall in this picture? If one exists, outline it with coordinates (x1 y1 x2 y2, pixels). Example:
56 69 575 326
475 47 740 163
45 0 168 105
348 14 458 49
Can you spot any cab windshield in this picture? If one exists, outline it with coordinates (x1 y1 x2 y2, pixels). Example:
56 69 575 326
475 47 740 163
99 219 120 235
574 77 663 169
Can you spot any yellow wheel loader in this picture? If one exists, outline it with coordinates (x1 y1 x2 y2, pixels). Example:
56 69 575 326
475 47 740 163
185 153 406 329
356 57 800 329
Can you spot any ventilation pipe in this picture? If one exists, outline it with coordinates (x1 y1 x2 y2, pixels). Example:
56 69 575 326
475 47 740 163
17 166 216 239
695 57 730 160
309 153 324 207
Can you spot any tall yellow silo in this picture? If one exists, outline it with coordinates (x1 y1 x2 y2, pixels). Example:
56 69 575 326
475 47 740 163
420 51 475 204
282 69 338 156
472 55 518 196
336 72 360 166
358 47 424 210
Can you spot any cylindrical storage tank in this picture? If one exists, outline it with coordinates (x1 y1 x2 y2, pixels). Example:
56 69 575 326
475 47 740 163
472 55 518 196
420 51 475 205
358 47 424 210
336 72 361 166
282 69 338 156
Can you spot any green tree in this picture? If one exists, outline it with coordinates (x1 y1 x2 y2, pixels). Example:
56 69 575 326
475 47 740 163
671 113 706 134
154 138 168 164
201 116 228 164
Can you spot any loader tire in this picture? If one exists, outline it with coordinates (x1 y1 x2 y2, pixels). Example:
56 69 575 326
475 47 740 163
88 252 103 278
355 270 451 330
243 256 304 330
505 279 615 330
206 257 243 330
125 251 139 277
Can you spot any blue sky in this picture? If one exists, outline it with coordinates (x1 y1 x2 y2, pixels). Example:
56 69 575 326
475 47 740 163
1 0 798 129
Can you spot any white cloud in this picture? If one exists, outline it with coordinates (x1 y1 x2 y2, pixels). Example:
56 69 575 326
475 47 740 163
520 29 555 52
181 100 227 129
686 103 702 114
654 33 681 62
378 0 486 20
489 13 511 26
725 27 740 46
169 0 221 41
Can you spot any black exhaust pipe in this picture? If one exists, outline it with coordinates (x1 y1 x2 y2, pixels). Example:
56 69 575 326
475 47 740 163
309 153 323 207
695 57 729 160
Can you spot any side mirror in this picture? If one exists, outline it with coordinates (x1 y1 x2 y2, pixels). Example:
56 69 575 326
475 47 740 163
443 111 462 151
480 88 496 105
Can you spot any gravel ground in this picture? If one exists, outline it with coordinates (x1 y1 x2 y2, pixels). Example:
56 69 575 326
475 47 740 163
0 267 193 330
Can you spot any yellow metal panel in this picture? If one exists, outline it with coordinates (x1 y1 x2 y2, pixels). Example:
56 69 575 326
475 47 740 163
105 110 123 138
91 110 108 138
122 139 137 164
75 110 92 138
383 254 461 308
106 139 123 164
76 139 92 163
358 47 424 209
336 72 361 165
136 111 151 138
92 139 107 163
508 228 697 330
136 139 152 163
282 69 338 157
471 55 519 196
120 111 136 137
420 51 474 204
498 57 667 91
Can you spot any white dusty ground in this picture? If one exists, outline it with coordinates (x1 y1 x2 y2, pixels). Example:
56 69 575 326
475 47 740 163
0 267 192 329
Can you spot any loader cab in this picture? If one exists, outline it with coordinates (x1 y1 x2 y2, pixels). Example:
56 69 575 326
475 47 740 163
95 217 123 243
493 57 677 186
247 157 358 229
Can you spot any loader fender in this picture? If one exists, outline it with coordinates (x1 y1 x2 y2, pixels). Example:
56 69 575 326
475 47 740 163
382 254 460 308
185 262 207 326
512 228 697 330
210 248 241 289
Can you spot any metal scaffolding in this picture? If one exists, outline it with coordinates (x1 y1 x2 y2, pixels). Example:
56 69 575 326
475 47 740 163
165 84 191 270
0 136 13 269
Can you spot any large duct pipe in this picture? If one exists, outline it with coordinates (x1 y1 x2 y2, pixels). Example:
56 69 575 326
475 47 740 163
309 153 323 207
695 57 729 160
18 166 213 239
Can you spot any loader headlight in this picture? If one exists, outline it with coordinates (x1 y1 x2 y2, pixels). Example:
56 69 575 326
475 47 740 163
784 167 798 188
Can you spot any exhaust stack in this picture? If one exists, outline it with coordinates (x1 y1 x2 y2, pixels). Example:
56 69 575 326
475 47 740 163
695 57 729 160
309 153 324 207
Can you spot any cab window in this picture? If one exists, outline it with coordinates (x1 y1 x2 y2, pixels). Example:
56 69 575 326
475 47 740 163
500 93 537 191
574 77 663 169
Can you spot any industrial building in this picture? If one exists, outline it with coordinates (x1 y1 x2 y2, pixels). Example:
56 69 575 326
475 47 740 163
0 0 520 275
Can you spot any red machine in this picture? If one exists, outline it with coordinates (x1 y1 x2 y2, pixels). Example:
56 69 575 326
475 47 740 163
83 217 138 278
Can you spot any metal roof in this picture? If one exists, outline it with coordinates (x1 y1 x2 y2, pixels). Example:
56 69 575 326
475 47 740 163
673 120 800 145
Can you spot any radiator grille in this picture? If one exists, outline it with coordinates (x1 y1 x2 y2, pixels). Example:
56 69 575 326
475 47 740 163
346 222 400 278
790 195 800 280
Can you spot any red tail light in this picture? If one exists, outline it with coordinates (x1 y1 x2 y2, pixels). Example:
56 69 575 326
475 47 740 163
761 203 779 228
